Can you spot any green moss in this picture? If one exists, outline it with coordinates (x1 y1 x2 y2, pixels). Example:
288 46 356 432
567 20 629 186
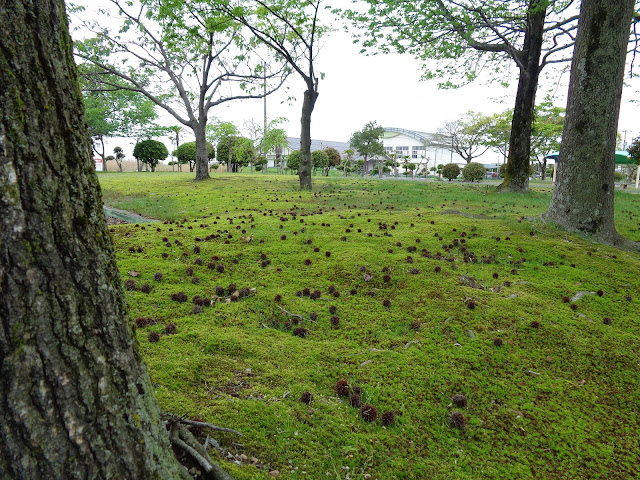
102 173 640 479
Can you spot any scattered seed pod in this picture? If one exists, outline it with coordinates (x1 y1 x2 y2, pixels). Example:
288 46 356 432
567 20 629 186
292 327 307 338
349 393 362 408
466 299 476 309
140 283 151 294
570 304 578 311
562 296 570 303
382 299 391 308
335 380 350 397
154 272 163 281
124 279 136 291
452 394 467 408
300 391 313 404
135 317 148 328
603 317 612 325
148 331 160 343
493 338 503 347
381 411 395 426
309 312 318 321
274 294 282 303
330 316 340 326
361 404 378 422
597 289 604 297
448 411 467 428
165 324 177 335
530 321 541 329
329 305 337 314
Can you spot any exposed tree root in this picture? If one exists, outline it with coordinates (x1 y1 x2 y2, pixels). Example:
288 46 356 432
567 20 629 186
163 413 240 480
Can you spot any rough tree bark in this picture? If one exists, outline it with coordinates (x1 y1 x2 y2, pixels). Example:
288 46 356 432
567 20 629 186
544 0 639 251
0 1 184 478
299 87 318 190
497 0 546 193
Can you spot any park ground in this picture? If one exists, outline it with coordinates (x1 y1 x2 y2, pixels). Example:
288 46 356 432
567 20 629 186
100 172 640 480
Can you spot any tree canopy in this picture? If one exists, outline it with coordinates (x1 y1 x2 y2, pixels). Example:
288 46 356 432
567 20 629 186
133 139 168 172
175 141 215 172
214 0 326 189
74 0 289 180
350 121 385 177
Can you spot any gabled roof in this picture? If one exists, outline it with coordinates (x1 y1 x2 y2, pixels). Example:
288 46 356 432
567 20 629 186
286 137 351 154
382 127 449 147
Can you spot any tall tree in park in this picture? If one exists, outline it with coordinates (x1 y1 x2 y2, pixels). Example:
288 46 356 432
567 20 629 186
176 141 216 173
438 112 492 164
545 0 638 250
207 120 240 173
348 0 581 192
0 1 185 478
350 121 385 177
74 0 289 181
81 69 160 172
485 102 565 179
215 0 325 190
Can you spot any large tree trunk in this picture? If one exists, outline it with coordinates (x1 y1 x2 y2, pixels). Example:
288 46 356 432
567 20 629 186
0 1 183 478
545 0 637 249
497 0 546 193
194 120 210 181
299 88 318 190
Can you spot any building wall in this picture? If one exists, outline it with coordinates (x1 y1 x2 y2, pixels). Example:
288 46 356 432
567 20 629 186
380 131 465 173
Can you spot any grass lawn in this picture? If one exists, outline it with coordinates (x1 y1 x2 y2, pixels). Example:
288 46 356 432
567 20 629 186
99 172 640 480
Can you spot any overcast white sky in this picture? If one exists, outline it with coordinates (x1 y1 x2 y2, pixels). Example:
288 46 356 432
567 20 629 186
77 3 640 161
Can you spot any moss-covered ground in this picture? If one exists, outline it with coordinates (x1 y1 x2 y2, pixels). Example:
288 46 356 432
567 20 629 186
100 172 640 480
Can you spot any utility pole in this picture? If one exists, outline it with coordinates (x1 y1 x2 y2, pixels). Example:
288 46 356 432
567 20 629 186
621 129 631 150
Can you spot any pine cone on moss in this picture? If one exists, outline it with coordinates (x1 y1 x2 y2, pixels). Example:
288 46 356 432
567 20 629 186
361 404 378 422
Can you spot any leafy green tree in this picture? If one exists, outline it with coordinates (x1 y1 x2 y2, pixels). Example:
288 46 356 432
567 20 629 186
462 162 486 182
233 137 256 171
133 140 168 172
75 0 289 181
545 0 639 250
207 120 240 173
438 112 492 164
442 163 460 181
312 150 329 175
347 0 584 192
175 142 215 173
350 121 385 177
286 150 301 173
324 147 342 170
81 74 159 172
486 102 564 180
215 0 326 189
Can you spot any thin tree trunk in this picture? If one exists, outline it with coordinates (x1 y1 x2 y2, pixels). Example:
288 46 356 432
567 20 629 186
545 0 638 250
299 88 318 190
0 1 184 478
497 0 546 193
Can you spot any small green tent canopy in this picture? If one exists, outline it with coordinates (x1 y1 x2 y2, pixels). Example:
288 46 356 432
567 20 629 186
545 151 634 164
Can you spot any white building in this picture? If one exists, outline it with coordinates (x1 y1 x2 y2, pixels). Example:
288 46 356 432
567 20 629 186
379 127 466 174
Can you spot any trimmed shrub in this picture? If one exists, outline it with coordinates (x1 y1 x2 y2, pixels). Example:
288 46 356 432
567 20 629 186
442 163 460 181
462 162 486 182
